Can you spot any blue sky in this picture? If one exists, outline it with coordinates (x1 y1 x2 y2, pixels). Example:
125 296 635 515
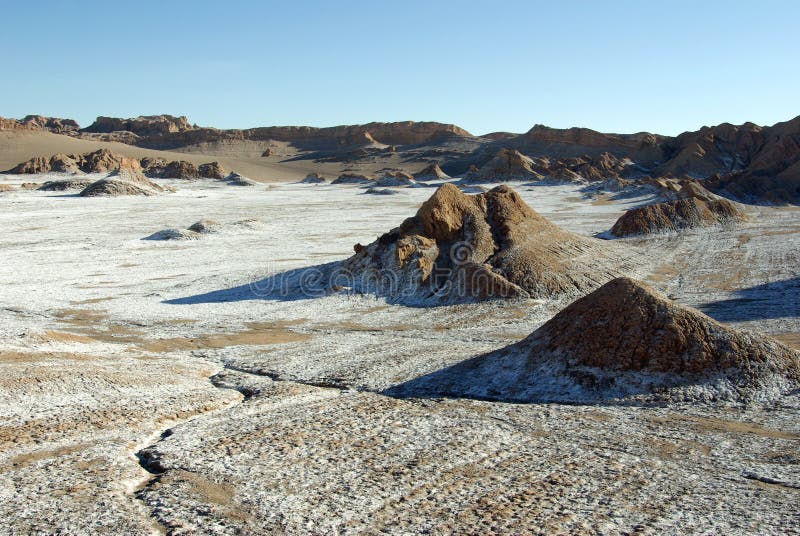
2 0 798 135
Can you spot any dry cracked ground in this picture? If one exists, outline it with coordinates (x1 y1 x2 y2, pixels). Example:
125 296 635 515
0 175 798 534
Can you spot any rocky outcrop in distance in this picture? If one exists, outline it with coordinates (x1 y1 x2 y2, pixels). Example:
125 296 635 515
0 115 80 134
5 150 232 181
609 181 748 237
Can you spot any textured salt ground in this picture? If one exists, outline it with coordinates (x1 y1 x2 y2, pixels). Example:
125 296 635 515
0 178 798 533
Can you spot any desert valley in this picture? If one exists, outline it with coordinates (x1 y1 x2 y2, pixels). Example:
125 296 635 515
0 111 797 534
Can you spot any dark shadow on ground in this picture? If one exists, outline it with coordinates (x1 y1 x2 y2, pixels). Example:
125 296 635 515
699 277 800 322
164 262 342 304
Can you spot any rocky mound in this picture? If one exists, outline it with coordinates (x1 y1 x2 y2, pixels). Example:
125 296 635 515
300 173 326 184
198 162 226 180
37 179 93 191
390 277 800 403
6 149 142 175
0 115 80 134
610 193 747 237
463 148 543 182
340 183 629 304
145 218 258 240
705 172 800 206
332 173 373 185
373 171 416 187
413 163 450 181
80 169 167 197
225 172 257 186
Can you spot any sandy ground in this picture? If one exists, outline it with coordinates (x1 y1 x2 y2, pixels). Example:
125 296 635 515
0 177 798 534
0 131 431 182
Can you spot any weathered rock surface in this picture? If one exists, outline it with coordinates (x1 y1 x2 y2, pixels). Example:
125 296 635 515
79 116 472 150
391 277 800 403
225 172 257 186
413 163 450 181
37 179 93 191
341 183 630 304
197 161 226 179
372 171 416 187
610 188 747 237
463 148 543 182
332 173 373 185
300 173 326 184
80 168 167 197
6 149 142 175
0 115 80 133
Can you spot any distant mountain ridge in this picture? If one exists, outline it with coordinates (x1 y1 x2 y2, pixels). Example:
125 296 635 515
2 112 798 203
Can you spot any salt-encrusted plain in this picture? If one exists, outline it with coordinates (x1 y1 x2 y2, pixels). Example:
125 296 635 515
0 175 798 534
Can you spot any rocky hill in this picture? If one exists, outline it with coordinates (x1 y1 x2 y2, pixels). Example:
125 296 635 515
609 183 748 237
340 183 632 304
0 115 79 134
3 112 799 202
389 277 800 403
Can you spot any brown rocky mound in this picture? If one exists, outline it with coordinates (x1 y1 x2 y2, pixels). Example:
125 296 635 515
198 162 226 180
301 173 326 184
6 149 142 175
0 115 80 134
80 168 166 197
463 148 543 182
390 278 800 403
610 193 746 237
413 163 451 181
341 183 629 304
163 161 198 179
37 179 93 191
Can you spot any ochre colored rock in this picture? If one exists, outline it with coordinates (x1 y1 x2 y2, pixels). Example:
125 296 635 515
342 183 629 304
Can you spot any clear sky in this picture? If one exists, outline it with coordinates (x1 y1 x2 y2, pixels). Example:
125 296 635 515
2 0 798 136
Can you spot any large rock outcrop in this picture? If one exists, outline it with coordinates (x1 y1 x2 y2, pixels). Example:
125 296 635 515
79 160 167 197
79 116 472 150
0 115 80 134
82 115 194 137
341 184 630 304
463 148 543 182
610 184 747 237
6 149 141 175
389 277 800 403
413 163 450 181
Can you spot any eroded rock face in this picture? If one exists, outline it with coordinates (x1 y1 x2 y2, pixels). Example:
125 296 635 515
391 278 800 403
80 168 167 197
373 171 416 187
413 163 450 181
82 115 193 137
332 173 373 185
341 184 629 304
464 148 543 182
0 115 80 133
198 161 226 179
301 173 326 184
610 193 747 237
6 149 142 175
37 179 93 191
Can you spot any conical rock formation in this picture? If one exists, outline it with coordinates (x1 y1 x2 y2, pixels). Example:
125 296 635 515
610 183 747 237
341 184 630 304
390 277 799 402
413 163 451 181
